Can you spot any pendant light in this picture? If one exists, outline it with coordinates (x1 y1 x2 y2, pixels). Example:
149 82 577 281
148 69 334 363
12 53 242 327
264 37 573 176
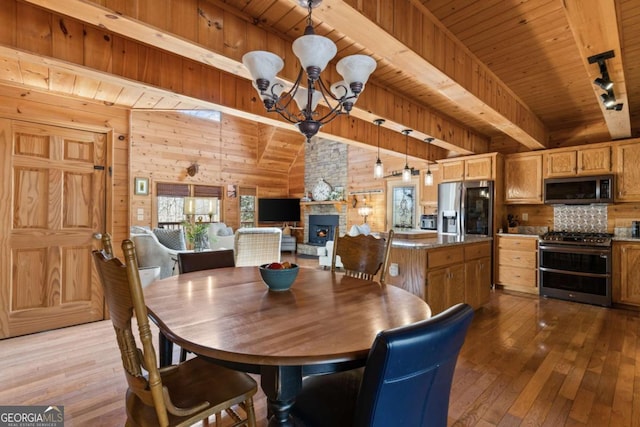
402 129 412 182
373 118 385 179
424 137 434 186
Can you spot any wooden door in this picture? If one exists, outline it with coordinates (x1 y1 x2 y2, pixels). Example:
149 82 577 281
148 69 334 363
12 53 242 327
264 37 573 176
0 120 106 338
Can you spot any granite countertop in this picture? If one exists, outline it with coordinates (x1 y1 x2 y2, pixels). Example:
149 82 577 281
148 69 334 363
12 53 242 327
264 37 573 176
613 236 640 242
391 234 492 249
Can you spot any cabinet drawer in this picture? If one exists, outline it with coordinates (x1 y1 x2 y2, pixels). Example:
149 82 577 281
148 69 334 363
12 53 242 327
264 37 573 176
497 265 537 288
497 249 537 269
464 242 491 260
428 246 464 269
498 237 537 251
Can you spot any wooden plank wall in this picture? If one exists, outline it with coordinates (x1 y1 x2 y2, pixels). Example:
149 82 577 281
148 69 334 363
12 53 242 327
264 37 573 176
348 145 428 232
130 111 301 229
0 86 130 251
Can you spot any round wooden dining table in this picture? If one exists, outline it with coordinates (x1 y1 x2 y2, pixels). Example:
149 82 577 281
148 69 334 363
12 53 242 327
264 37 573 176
144 266 431 427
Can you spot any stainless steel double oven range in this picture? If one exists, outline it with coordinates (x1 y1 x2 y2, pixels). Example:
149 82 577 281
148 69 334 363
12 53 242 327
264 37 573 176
538 231 612 307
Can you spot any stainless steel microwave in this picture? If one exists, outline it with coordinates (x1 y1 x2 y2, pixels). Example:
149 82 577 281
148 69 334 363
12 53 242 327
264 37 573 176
543 174 614 204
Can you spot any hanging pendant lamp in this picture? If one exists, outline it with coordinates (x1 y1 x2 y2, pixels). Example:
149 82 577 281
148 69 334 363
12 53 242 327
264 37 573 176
424 137 434 186
402 129 412 183
373 119 385 179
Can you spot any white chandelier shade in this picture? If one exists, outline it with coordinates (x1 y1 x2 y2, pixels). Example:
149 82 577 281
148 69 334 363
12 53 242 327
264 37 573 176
292 34 337 77
336 55 377 91
242 51 284 84
294 87 322 112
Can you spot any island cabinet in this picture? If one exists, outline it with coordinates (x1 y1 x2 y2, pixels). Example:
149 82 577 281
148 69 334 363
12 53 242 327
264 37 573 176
614 140 640 202
613 241 640 307
464 243 492 309
504 153 543 204
386 239 493 315
495 235 538 294
426 246 465 315
544 145 612 178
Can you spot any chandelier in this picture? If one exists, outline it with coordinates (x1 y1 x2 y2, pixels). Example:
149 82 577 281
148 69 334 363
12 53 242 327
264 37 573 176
242 0 377 142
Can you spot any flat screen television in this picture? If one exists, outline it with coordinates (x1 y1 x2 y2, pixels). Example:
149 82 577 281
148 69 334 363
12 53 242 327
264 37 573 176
258 198 301 223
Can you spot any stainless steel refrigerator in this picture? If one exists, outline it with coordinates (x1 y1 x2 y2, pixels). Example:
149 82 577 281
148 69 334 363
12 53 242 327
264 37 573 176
437 180 494 236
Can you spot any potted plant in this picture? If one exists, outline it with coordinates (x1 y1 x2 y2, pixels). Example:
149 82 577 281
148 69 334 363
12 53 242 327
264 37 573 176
183 221 209 252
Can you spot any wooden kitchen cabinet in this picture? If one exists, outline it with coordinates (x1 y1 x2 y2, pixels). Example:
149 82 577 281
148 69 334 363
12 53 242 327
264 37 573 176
426 245 465 315
614 140 640 202
464 242 492 309
438 153 496 182
577 146 611 175
613 242 640 307
427 263 465 316
495 235 538 294
504 153 543 204
544 146 611 178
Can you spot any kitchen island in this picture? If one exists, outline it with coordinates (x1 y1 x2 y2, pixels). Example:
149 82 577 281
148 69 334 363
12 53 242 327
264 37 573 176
385 233 493 314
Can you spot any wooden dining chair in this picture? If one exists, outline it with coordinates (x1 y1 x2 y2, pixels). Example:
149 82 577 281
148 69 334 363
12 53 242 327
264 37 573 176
290 303 475 427
92 236 257 427
177 249 235 274
331 227 394 283
173 249 235 363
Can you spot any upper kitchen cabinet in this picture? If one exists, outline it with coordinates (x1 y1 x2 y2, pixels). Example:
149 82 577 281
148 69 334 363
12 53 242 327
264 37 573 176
504 153 543 204
438 153 497 182
614 139 640 202
544 145 612 178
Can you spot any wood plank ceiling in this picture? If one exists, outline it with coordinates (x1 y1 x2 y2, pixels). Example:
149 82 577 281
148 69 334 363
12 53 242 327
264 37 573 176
1 0 639 160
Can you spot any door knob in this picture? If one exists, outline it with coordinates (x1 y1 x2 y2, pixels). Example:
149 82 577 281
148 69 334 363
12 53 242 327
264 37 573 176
93 233 102 240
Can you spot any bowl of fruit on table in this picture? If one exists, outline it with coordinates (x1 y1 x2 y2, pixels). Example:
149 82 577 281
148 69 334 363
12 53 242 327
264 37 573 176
259 261 299 291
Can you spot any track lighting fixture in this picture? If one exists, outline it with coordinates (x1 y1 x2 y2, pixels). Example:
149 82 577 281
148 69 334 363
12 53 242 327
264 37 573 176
600 91 616 108
594 77 613 91
588 50 623 111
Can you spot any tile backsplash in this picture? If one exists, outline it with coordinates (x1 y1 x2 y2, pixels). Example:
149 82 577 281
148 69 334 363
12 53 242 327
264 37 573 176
553 205 607 232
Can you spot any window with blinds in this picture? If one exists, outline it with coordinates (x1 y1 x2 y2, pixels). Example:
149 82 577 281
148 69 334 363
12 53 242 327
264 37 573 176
156 183 223 227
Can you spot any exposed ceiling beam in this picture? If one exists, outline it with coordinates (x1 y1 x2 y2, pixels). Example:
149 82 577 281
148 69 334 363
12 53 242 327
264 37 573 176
20 0 487 156
562 0 631 140
311 0 548 151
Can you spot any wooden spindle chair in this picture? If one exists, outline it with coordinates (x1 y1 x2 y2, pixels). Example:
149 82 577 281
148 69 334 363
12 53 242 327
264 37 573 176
331 228 394 283
93 235 257 427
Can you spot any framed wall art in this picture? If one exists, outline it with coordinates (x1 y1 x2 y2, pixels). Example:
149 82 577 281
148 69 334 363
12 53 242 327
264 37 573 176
134 177 149 196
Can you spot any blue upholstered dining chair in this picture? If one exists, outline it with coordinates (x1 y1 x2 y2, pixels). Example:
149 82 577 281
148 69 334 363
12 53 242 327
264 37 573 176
290 303 474 427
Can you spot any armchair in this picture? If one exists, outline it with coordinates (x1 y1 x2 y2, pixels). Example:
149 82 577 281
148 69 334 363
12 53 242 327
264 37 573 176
130 229 183 279
234 227 282 267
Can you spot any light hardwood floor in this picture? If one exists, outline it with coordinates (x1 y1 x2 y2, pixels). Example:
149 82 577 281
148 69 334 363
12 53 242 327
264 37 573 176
1 256 639 426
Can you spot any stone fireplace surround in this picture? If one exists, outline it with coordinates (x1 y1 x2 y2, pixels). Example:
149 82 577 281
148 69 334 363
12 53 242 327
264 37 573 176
297 139 348 256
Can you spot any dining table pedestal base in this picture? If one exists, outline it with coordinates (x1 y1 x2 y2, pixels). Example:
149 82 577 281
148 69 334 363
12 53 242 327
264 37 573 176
261 365 302 427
